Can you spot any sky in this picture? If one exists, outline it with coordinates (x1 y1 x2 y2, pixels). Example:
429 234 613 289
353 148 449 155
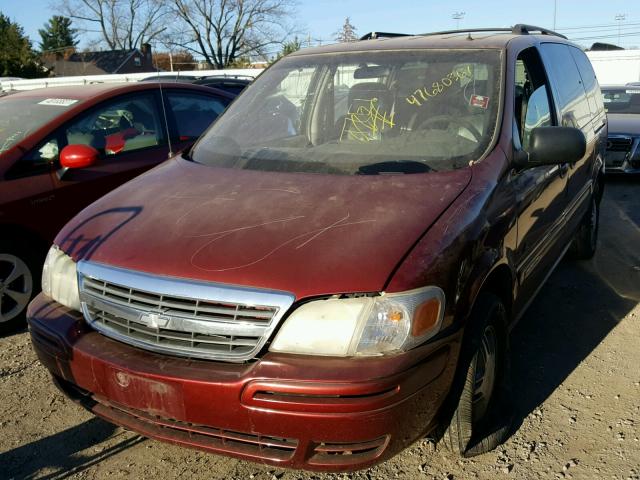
1 0 639 51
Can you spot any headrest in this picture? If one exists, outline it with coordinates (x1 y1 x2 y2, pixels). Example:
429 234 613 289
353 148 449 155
347 82 392 110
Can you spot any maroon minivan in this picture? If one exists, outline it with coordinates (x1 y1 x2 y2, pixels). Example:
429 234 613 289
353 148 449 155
0 82 233 332
28 25 606 470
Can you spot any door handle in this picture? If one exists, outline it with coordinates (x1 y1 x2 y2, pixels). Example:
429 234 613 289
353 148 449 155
559 163 569 178
545 165 560 179
544 164 569 179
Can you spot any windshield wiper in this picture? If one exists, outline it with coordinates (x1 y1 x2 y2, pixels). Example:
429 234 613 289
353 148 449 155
357 160 435 175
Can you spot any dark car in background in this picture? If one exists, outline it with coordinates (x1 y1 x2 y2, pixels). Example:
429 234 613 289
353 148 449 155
192 76 253 95
141 74 254 95
602 84 640 173
0 82 234 332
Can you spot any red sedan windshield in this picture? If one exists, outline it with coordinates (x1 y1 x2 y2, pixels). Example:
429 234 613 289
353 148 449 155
0 97 80 154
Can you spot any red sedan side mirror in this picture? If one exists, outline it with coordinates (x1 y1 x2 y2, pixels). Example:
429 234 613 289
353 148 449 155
60 144 99 169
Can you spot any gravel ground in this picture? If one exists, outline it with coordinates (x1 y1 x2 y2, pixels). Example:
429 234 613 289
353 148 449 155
1 179 639 480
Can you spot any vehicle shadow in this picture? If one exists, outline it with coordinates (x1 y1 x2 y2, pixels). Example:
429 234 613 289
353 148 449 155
508 179 640 436
0 417 145 480
58 206 142 261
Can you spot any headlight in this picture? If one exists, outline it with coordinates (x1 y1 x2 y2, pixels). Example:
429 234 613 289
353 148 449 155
270 286 445 356
41 245 81 311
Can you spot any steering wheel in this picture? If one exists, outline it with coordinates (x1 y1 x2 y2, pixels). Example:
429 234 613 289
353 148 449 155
417 115 482 142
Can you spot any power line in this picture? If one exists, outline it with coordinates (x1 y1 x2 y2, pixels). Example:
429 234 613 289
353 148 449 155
558 23 640 34
557 21 639 31
570 31 640 41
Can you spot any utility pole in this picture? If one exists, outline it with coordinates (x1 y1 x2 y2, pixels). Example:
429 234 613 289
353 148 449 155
452 11 466 29
553 0 557 30
615 13 627 46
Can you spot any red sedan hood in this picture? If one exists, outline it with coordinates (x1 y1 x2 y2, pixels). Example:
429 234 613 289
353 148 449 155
56 157 471 299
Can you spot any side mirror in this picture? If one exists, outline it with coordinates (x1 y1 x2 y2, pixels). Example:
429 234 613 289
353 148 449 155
60 144 99 169
515 127 586 169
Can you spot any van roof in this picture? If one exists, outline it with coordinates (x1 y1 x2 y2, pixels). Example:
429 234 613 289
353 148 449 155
290 25 573 57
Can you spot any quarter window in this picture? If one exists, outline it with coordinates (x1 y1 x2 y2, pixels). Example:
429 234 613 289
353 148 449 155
522 87 553 149
514 48 554 150
6 136 60 178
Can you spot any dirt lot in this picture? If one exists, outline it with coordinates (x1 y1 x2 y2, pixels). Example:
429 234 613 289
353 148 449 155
1 180 639 480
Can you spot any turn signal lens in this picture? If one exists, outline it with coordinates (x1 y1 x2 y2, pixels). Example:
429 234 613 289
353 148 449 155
411 298 442 337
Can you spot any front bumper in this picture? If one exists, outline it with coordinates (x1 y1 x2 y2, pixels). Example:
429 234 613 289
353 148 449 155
605 162 640 174
605 134 640 174
28 293 459 471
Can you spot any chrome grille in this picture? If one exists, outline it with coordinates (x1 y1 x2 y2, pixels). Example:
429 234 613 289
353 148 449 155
77 262 295 362
607 136 633 152
82 277 276 324
606 136 633 169
606 151 627 168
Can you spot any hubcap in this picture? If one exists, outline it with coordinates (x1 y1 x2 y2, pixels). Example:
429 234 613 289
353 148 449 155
472 324 498 423
0 254 33 323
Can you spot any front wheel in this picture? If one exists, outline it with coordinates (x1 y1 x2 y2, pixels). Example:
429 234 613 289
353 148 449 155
0 246 38 334
569 194 599 260
438 293 512 457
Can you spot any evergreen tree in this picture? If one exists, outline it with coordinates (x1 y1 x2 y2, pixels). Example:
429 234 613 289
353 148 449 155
274 37 301 61
38 16 78 53
282 37 302 56
0 14 46 78
334 17 358 43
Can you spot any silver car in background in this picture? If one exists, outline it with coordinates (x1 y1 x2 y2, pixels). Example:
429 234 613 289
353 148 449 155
602 84 640 173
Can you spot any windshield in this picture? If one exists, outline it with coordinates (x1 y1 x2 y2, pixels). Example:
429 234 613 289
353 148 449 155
602 87 640 114
0 97 79 154
191 49 502 175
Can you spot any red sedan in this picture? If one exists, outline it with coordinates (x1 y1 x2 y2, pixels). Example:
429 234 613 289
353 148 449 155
0 82 235 332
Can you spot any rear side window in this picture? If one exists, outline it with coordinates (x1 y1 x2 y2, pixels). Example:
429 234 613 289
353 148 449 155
568 46 606 119
539 43 592 130
167 92 228 140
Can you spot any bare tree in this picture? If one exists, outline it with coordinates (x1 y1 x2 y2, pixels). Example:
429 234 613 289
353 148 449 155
334 17 358 43
167 0 297 69
57 0 169 50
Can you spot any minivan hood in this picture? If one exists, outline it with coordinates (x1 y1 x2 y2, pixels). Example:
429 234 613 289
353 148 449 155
56 157 471 299
608 113 640 136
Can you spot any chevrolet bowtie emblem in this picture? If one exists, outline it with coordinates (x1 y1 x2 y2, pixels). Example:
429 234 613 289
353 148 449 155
139 312 171 329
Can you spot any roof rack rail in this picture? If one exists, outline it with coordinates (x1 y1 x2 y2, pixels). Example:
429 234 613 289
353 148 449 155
360 24 567 42
360 32 411 40
417 24 567 40
511 24 567 39
419 28 510 37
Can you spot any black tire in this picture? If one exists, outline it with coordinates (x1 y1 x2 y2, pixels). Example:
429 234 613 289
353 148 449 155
438 293 512 457
569 194 599 260
0 239 42 334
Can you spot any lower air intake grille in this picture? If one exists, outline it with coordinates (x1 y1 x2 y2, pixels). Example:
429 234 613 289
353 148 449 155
92 398 299 461
309 436 389 466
